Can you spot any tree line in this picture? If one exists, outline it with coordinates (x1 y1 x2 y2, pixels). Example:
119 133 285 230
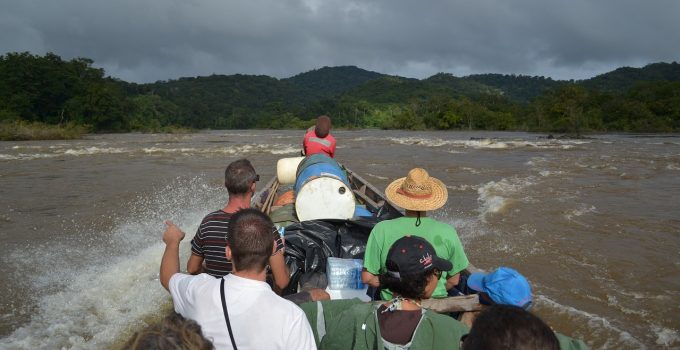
1 52 678 136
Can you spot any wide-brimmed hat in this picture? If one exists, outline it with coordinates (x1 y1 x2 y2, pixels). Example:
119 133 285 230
385 168 448 211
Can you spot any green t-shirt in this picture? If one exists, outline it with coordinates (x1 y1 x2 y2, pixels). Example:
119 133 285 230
363 216 469 299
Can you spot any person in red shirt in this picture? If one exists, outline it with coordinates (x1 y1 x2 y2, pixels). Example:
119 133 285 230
302 115 336 158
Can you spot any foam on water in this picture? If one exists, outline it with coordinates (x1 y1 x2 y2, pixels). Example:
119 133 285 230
651 325 680 347
64 147 128 156
0 176 224 349
536 295 647 349
477 176 537 220
564 204 598 226
388 136 589 150
0 143 299 161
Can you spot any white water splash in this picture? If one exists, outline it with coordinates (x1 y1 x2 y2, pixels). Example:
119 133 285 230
0 143 299 161
477 176 537 220
537 295 647 349
0 176 224 349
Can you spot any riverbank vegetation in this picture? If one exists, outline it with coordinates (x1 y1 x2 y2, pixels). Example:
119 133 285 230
1 52 679 139
0 120 88 141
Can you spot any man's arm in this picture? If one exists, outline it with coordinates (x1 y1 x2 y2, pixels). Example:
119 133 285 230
269 249 290 292
361 226 381 287
445 273 461 291
160 220 186 291
361 269 380 288
186 254 204 275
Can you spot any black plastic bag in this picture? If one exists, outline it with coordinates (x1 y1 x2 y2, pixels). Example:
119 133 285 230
281 217 380 295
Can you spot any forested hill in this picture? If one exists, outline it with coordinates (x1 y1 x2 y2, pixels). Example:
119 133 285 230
581 62 680 92
284 66 385 98
1 52 679 136
462 74 565 103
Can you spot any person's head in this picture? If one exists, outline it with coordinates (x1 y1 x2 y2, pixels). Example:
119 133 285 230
124 312 213 350
226 208 276 273
224 159 258 195
462 304 559 350
380 235 452 300
385 168 448 212
314 115 332 138
467 267 533 309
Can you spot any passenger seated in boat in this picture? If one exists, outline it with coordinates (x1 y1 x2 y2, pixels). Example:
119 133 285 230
186 158 289 292
185 158 328 303
123 312 213 350
300 236 469 349
160 209 316 350
302 115 336 158
361 167 469 300
462 304 560 350
466 267 589 350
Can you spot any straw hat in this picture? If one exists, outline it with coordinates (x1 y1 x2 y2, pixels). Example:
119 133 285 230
385 168 448 211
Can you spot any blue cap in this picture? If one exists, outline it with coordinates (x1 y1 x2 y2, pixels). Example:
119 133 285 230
467 267 532 309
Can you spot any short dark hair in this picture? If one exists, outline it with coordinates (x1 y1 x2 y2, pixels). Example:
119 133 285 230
314 115 331 138
379 263 437 299
124 312 213 350
463 304 560 350
224 159 257 194
227 208 274 272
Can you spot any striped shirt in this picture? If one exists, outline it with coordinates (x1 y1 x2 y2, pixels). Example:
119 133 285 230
191 210 285 278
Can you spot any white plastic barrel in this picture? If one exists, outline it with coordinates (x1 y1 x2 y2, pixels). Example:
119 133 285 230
295 177 356 221
276 157 305 184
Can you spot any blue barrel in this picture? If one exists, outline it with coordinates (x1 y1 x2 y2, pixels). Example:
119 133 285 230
294 154 349 193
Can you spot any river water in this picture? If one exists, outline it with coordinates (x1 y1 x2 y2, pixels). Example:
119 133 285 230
0 130 678 349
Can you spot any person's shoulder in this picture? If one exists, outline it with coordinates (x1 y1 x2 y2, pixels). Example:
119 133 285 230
201 210 230 222
425 217 458 233
170 273 217 292
425 309 467 328
373 217 404 229
555 333 589 350
344 301 377 318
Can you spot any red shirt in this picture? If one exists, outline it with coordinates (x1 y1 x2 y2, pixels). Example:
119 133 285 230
303 128 336 158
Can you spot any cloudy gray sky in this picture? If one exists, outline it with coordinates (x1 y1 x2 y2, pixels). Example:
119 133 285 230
2 0 679 83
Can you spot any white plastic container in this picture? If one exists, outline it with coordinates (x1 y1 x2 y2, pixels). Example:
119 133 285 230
276 157 305 184
295 177 356 221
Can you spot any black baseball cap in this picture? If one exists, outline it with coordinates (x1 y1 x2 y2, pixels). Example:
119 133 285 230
386 235 452 279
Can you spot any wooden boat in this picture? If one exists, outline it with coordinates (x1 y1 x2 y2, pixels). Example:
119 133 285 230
253 162 483 321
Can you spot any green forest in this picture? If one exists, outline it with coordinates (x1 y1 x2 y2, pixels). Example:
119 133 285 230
1 52 679 139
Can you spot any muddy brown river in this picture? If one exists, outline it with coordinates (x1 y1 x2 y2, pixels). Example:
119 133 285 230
1 130 678 349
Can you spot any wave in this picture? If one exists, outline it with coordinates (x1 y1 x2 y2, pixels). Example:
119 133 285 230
388 136 589 150
64 147 127 155
537 295 646 349
477 176 537 220
564 204 597 224
0 177 224 349
0 153 61 161
0 144 300 161
651 325 679 347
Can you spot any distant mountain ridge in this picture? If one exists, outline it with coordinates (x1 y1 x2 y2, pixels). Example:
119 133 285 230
2 51 678 135
581 62 680 92
284 66 385 98
141 62 680 105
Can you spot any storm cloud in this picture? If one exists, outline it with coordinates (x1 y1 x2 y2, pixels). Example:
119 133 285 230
1 0 678 82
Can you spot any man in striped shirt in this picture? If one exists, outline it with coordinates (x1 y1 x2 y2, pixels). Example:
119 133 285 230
187 159 289 292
